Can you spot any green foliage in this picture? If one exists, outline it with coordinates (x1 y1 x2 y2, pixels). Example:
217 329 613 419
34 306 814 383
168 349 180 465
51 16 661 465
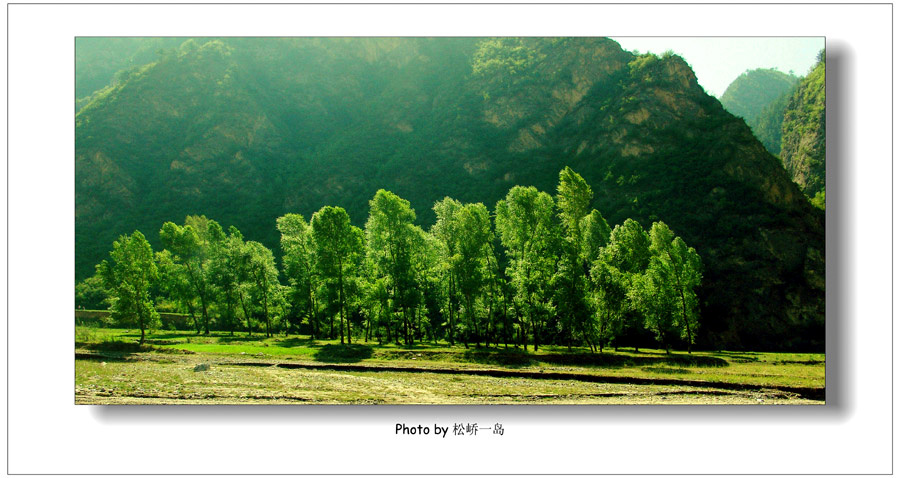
452 202 494 346
75 273 108 310
96 231 160 344
554 167 594 349
580 209 612 265
647 222 702 351
159 216 220 334
245 240 281 337
365 190 425 345
472 38 546 94
312 206 365 344
277 214 319 335
780 53 825 202
495 185 559 351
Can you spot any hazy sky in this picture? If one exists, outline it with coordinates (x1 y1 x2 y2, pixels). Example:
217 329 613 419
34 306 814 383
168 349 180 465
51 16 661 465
611 37 824 98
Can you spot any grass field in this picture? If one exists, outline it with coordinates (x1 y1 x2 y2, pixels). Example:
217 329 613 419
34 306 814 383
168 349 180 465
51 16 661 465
75 327 825 405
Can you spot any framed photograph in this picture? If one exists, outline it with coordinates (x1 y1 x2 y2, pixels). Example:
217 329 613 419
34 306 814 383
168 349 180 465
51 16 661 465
7 3 892 474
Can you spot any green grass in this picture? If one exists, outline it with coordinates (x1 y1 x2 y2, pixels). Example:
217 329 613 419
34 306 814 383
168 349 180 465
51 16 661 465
75 326 825 404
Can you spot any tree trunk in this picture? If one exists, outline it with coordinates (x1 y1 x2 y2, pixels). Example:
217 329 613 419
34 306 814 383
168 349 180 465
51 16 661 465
199 292 210 335
263 287 270 338
338 267 345 344
186 302 201 335
139 313 146 346
346 308 352 344
238 290 251 336
447 274 455 346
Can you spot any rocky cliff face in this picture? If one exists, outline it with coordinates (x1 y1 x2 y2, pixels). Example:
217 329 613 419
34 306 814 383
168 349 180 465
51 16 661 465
75 37 825 350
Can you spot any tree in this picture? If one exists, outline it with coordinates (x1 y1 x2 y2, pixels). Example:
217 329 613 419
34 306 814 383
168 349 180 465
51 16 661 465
245 241 280 337
159 216 220 334
156 249 202 333
277 214 320 337
431 197 464 345
580 209 614 350
312 206 363 344
580 209 612 265
75 273 108 311
365 190 422 345
554 167 594 350
495 185 559 351
453 202 493 347
207 225 246 335
588 257 628 351
648 221 702 352
601 218 651 351
629 260 679 353
97 231 159 345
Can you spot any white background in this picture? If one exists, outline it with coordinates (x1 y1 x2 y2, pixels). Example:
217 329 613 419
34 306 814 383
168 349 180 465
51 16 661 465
4 2 893 475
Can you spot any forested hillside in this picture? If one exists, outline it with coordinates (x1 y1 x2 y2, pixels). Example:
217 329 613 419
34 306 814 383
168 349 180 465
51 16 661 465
75 37 185 112
75 38 825 350
719 68 799 156
780 53 826 207
719 68 798 125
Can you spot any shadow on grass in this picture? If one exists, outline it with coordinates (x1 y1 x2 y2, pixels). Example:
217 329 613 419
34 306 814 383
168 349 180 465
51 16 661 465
313 344 374 363
642 366 693 374
276 337 317 348
78 340 154 357
117 331 200 341
539 353 727 368
461 349 536 368
215 335 270 344
77 340 196 357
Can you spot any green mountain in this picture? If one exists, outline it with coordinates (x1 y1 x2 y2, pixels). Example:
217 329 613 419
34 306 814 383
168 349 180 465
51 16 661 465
75 38 825 350
719 68 799 125
749 89 792 156
780 54 826 207
75 37 186 112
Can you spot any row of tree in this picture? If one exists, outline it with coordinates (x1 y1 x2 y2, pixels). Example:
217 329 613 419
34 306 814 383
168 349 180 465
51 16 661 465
83 167 702 353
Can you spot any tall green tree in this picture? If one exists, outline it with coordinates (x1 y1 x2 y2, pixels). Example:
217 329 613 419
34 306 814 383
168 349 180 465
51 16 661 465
312 206 363 344
648 221 702 352
156 249 202 333
495 185 559 351
431 197 464 345
97 231 159 345
245 241 279 338
588 257 628 351
554 167 594 350
629 260 679 353
207 225 246 335
580 209 613 350
277 214 320 337
601 218 652 351
159 216 219 334
453 202 493 347
365 190 422 345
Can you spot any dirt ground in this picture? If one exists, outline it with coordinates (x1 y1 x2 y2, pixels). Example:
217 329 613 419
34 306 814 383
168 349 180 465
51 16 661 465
75 355 822 405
